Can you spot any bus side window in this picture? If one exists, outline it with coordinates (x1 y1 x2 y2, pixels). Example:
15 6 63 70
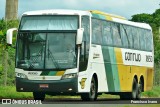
120 25 129 48
140 29 146 51
124 25 133 49
92 19 102 45
149 31 153 51
111 23 122 47
102 21 113 46
146 30 152 51
132 27 140 50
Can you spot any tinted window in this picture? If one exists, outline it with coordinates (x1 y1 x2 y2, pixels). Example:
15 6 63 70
102 21 113 46
120 25 129 48
111 23 122 47
92 19 102 44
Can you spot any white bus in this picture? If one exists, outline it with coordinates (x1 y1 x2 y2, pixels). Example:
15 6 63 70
7 9 154 101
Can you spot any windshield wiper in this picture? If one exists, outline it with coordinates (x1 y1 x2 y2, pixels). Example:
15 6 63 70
47 40 60 69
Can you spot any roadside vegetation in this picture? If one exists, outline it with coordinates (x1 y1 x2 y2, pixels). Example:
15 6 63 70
142 86 160 98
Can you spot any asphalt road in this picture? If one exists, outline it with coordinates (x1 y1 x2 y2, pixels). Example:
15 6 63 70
41 98 160 104
0 98 159 104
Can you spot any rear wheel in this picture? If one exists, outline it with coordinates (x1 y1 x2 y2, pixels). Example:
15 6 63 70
131 78 138 99
33 92 45 101
137 80 142 99
81 77 98 101
120 78 139 100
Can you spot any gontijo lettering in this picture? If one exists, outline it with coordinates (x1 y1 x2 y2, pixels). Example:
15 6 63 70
125 52 141 62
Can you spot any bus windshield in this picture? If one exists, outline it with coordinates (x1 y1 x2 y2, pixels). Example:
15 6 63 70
16 15 78 70
16 32 77 70
20 15 78 30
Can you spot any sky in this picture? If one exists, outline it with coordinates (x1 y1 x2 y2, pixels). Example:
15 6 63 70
0 0 160 19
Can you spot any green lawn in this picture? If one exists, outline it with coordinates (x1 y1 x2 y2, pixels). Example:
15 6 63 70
142 86 160 97
0 86 32 99
0 86 159 99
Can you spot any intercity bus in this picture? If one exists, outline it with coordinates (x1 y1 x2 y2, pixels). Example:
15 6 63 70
6 9 154 101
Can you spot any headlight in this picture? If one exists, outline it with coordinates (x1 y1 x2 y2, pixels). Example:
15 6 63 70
16 73 28 79
61 73 77 79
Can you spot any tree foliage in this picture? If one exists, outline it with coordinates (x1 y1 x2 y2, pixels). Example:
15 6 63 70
0 19 19 86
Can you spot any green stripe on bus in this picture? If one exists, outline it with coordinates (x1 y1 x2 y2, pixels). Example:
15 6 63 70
92 13 100 18
102 46 120 92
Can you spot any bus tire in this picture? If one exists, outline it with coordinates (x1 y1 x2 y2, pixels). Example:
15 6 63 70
33 92 45 101
120 78 138 100
137 80 142 99
131 78 139 99
81 77 98 101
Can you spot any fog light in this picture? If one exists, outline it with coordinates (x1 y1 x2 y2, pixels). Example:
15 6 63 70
68 88 72 91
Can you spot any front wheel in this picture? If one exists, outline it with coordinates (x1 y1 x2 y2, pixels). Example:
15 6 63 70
81 77 98 101
33 92 45 101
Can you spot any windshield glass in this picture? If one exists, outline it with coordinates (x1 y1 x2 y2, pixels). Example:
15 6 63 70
16 32 77 70
20 15 78 30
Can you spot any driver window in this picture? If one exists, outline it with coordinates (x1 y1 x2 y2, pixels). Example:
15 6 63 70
79 16 90 71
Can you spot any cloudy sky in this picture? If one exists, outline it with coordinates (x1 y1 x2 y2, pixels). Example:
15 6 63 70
0 0 160 19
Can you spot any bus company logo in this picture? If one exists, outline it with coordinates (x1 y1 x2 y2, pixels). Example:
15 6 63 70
93 53 100 59
42 76 45 80
79 78 87 89
125 52 141 62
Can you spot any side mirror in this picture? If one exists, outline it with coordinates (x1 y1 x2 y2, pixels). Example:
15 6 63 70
76 28 84 45
6 28 17 45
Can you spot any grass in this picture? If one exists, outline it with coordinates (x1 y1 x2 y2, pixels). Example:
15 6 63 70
142 86 160 97
0 86 32 99
0 86 159 99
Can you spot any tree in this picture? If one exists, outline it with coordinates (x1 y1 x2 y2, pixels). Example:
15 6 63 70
0 19 19 86
131 13 153 24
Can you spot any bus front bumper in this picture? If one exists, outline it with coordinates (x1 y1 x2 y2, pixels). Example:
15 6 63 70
16 77 78 93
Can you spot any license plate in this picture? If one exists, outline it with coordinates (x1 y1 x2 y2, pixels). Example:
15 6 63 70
39 84 49 88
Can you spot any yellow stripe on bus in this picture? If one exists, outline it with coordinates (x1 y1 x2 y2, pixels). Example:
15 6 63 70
114 48 130 92
105 16 112 21
114 48 154 92
56 71 65 76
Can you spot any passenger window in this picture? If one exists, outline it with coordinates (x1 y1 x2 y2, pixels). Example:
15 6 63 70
92 19 102 45
120 25 129 48
111 23 122 47
102 21 113 46
133 27 140 50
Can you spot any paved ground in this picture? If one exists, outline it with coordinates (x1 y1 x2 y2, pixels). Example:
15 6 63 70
0 98 159 105
41 98 160 104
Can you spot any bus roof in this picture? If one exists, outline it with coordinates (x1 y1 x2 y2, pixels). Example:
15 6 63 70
90 10 126 20
112 17 152 30
22 9 152 30
22 9 91 16
90 10 151 30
